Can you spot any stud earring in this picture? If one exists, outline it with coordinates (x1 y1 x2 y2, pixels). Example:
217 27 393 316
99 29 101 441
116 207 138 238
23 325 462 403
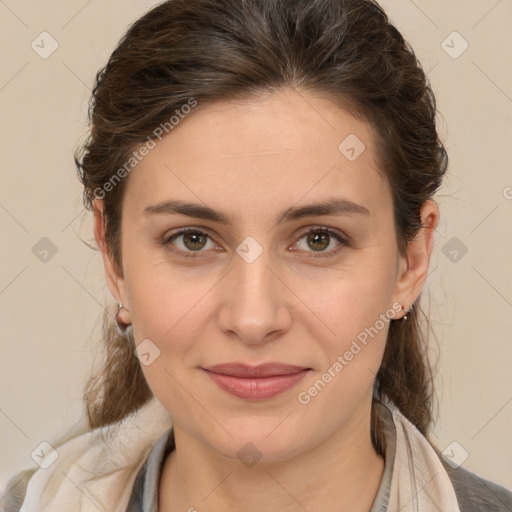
402 303 413 320
116 303 131 332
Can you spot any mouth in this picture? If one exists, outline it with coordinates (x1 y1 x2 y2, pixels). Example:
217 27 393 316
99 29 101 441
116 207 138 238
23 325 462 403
202 363 311 400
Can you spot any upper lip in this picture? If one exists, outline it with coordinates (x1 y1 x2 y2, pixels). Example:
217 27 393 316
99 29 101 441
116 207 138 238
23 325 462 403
204 363 310 378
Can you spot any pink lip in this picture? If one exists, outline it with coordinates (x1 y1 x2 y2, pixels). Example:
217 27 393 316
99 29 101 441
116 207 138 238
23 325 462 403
203 363 311 400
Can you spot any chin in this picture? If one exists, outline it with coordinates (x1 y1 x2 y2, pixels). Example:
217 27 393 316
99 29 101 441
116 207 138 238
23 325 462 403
202 419 309 464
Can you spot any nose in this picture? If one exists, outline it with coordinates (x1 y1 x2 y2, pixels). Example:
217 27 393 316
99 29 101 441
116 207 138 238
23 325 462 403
217 248 293 346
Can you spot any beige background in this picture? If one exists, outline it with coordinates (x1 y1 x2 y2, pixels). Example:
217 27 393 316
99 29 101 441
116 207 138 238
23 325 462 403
1 0 511 494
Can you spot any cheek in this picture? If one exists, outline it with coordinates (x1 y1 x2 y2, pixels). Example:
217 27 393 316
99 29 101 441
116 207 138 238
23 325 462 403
296 276 394 411
300 256 397 337
127 264 216 346
296 255 397 391
125 262 213 415
121 229 212 331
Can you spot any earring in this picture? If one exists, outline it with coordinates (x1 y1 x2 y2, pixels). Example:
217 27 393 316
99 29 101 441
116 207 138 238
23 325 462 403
402 303 412 320
116 303 131 332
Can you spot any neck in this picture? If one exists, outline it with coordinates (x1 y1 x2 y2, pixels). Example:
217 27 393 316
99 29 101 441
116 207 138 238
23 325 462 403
159 402 385 512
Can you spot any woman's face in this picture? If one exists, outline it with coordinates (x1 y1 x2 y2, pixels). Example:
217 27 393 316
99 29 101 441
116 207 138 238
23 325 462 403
98 88 434 461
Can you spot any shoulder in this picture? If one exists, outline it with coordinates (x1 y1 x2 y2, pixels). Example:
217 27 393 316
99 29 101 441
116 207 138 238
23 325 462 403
438 454 512 512
1 467 38 512
1 400 173 511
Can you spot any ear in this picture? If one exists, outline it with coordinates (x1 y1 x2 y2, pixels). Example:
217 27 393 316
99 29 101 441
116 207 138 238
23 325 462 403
93 199 129 309
393 199 439 315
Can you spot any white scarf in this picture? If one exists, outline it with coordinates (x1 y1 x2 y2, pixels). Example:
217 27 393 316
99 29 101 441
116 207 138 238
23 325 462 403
381 398 461 511
19 397 460 512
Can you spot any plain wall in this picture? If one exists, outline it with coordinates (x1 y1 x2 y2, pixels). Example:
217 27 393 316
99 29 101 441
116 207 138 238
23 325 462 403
1 0 511 493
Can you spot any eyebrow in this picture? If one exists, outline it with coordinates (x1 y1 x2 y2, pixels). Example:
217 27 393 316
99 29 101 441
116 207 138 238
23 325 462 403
143 197 370 225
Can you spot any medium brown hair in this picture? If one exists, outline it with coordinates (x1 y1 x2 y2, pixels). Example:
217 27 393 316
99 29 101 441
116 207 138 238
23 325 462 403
76 0 447 456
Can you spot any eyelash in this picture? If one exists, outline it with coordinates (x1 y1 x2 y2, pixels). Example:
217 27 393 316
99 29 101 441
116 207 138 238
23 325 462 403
160 226 349 260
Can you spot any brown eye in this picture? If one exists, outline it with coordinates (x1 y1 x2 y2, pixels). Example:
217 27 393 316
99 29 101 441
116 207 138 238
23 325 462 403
294 227 348 258
181 231 208 251
306 231 331 251
163 228 216 258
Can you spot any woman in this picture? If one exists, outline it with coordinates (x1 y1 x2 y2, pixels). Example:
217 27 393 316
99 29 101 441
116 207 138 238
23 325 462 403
3 0 512 510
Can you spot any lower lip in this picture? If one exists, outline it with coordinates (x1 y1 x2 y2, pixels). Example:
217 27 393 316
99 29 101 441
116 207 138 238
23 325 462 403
204 369 310 400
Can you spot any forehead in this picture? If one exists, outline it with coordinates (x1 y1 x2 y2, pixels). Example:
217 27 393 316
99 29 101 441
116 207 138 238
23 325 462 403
123 88 391 221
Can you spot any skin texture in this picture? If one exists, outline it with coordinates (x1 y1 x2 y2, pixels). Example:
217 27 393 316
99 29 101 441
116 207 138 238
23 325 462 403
94 88 438 511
